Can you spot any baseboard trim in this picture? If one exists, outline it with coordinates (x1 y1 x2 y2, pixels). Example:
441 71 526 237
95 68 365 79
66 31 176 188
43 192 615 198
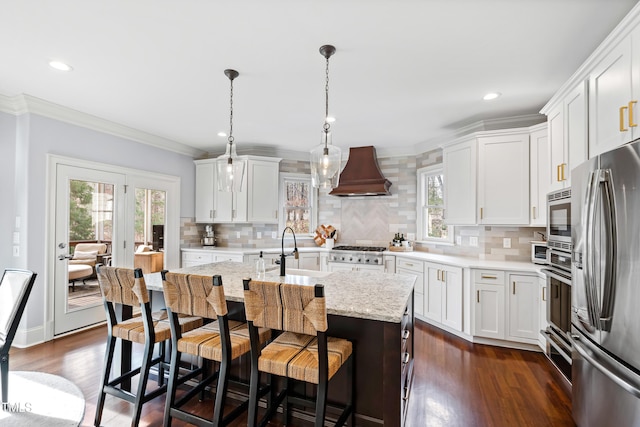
12 325 45 348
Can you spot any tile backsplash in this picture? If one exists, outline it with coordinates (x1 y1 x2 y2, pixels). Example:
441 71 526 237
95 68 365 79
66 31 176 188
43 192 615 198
183 149 546 261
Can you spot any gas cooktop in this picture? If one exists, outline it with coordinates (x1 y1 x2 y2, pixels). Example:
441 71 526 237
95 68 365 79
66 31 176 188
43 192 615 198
332 245 387 252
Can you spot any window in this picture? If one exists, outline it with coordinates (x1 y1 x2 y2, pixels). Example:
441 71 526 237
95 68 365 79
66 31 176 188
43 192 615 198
417 165 453 244
279 173 317 236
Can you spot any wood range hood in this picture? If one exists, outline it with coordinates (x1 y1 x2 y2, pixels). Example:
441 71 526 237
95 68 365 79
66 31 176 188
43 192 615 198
329 146 392 196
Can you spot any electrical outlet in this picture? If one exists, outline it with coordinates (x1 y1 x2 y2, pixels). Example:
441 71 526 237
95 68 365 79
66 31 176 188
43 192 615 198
12 246 19 257
469 236 478 247
272 232 277 239
236 231 241 239
456 236 462 245
503 238 511 248
257 232 262 239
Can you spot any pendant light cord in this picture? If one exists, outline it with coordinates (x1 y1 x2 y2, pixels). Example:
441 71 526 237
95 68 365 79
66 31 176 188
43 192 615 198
228 77 234 145
324 55 330 136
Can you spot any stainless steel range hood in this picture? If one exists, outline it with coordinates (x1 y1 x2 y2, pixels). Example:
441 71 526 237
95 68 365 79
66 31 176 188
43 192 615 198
329 146 392 196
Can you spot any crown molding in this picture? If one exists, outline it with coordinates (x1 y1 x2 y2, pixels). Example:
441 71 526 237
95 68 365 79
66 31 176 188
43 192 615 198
0 93 206 158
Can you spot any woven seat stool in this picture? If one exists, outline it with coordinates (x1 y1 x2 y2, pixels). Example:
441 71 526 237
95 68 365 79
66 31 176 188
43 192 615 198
243 279 354 427
94 267 203 427
161 272 271 427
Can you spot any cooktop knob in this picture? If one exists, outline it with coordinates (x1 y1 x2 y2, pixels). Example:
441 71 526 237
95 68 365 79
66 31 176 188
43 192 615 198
374 259 379 263
357 258 361 263
349 257 353 262
365 259 370 263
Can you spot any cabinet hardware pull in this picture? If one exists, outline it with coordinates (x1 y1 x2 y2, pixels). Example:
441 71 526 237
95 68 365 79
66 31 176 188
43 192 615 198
630 101 638 128
620 105 629 132
213 209 216 218
561 163 567 181
480 207 483 220
542 286 546 301
481 274 497 279
275 210 278 219
477 290 480 303
512 281 516 295
556 164 561 182
402 352 410 364
402 330 410 341
437 270 441 281
442 270 446 282
532 206 536 219
406 263 413 267
210 209 213 218
232 209 236 219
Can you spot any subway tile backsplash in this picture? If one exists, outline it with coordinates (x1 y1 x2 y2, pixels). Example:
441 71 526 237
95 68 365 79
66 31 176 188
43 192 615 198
183 150 546 261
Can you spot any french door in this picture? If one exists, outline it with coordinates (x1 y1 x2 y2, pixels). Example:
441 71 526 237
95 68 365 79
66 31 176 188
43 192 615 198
53 164 125 335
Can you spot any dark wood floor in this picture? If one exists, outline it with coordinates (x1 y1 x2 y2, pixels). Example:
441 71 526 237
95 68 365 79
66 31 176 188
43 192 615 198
9 320 575 426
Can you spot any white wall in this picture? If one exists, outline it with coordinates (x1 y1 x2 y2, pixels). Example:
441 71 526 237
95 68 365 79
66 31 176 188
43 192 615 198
6 112 196 343
0 111 17 270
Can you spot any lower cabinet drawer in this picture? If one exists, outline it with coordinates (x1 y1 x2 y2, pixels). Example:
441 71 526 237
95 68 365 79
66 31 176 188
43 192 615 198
182 252 215 263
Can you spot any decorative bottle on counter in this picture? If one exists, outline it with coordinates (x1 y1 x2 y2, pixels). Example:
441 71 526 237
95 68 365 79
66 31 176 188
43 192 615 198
255 251 266 279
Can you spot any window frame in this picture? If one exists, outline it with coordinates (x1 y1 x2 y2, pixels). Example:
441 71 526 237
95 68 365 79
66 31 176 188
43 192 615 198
278 172 318 239
416 165 454 245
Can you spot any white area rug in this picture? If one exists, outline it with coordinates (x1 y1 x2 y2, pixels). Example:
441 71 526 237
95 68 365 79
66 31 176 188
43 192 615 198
0 371 85 426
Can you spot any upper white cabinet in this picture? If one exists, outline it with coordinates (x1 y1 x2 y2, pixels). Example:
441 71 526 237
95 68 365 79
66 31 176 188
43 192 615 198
529 124 550 226
247 158 281 223
477 132 530 225
443 137 477 225
194 156 281 224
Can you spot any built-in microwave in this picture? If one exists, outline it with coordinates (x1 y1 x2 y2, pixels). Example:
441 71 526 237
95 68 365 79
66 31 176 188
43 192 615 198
531 241 548 265
547 188 572 251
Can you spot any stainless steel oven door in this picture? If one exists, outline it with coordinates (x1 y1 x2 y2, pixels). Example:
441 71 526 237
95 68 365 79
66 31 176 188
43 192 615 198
543 267 572 336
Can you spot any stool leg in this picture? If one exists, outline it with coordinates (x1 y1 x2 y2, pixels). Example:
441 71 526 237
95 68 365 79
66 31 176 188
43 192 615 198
164 347 181 427
1 353 8 406
315 379 328 427
247 367 259 427
283 377 290 426
213 355 231 425
95 335 116 426
132 339 154 427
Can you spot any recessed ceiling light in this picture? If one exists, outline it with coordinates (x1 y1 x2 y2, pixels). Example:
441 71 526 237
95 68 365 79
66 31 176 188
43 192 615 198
483 92 501 101
326 116 336 123
217 132 227 137
49 60 73 72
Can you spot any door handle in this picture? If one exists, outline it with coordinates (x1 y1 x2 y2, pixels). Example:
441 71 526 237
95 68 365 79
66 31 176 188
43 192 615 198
58 254 73 260
629 100 638 128
620 105 629 132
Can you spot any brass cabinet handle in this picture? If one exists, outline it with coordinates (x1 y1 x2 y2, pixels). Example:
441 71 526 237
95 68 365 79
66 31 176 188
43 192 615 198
630 101 638 128
442 270 446 282
480 207 484 220
621 105 629 132
561 163 567 181
512 281 516 295
542 286 547 301
532 206 536 219
481 274 497 279
477 290 480 303
437 269 441 281
556 164 561 182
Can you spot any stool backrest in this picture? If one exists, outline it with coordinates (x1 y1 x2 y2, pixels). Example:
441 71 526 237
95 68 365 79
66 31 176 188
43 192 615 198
0 269 36 348
97 266 148 306
162 273 227 318
243 280 327 335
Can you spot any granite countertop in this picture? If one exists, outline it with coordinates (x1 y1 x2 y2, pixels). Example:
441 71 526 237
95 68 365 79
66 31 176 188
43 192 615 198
145 261 415 323
181 246 330 255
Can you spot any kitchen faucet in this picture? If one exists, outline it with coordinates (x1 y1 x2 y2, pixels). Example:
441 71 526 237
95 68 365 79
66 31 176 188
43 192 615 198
279 226 299 276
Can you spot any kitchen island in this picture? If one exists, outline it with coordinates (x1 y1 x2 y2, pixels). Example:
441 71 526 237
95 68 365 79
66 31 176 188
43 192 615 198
147 261 415 427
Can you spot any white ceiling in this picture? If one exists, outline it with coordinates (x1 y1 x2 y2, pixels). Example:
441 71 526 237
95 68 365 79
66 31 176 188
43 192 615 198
0 0 637 158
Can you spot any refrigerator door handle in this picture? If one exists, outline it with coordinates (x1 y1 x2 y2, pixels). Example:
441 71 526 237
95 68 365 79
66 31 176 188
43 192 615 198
570 333 640 399
598 169 617 331
584 170 600 328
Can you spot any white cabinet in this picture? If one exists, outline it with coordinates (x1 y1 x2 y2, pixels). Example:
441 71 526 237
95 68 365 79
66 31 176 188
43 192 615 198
182 250 214 268
247 159 281 223
473 270 506 340
507 274 539 341
424 262 463 332
194 156 280 224
328 263 384 273
548 81 588 193
319 252 329 272
589 34 636 157
298 252 320 271
213 253 244 263
529 124 551 226
195 162 216 223
383 254 396 273
477 132 530 225
443 137 477 225
396 259 425 317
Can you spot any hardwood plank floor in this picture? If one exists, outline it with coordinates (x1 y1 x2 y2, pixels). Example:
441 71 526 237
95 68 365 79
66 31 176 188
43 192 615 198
9 320 575 426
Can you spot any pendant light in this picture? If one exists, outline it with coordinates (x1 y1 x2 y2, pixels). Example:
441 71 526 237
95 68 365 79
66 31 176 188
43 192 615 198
310 45 342 189
216 69 245 192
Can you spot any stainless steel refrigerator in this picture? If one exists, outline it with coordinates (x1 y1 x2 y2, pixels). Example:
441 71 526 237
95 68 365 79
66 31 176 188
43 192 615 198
570 139 640 426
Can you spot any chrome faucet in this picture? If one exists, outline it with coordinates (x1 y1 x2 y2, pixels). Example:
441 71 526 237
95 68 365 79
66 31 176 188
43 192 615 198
279 226 299 276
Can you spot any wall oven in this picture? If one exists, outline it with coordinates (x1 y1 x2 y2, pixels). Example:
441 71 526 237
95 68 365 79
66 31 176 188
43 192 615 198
542 188 573 382
547 188 572 251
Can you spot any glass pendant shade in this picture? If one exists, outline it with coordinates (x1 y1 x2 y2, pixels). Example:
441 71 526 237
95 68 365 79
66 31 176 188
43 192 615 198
216 142 245 192
310 130 341 189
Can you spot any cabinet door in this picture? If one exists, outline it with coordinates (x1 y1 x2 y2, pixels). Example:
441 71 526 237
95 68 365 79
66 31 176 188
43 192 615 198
383 255 396 273
477 133 530 225
298 253 320 271
565 81 588 185
443 139 477 225
213 169 247 222
539 276 548 350
507 274 539 341
247 160 279 223
195 162 215 223
441 265 463 332
319 253 329 272
474 283 505 339
589 36 634 157
529 126 550 226
548 103 565 193
424 263 443 323
328 263 355 273
397 267 424 316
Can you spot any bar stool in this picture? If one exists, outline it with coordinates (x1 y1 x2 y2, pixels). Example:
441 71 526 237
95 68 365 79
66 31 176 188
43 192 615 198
161 272 271 426
243 279 354 427
94 267 203 427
